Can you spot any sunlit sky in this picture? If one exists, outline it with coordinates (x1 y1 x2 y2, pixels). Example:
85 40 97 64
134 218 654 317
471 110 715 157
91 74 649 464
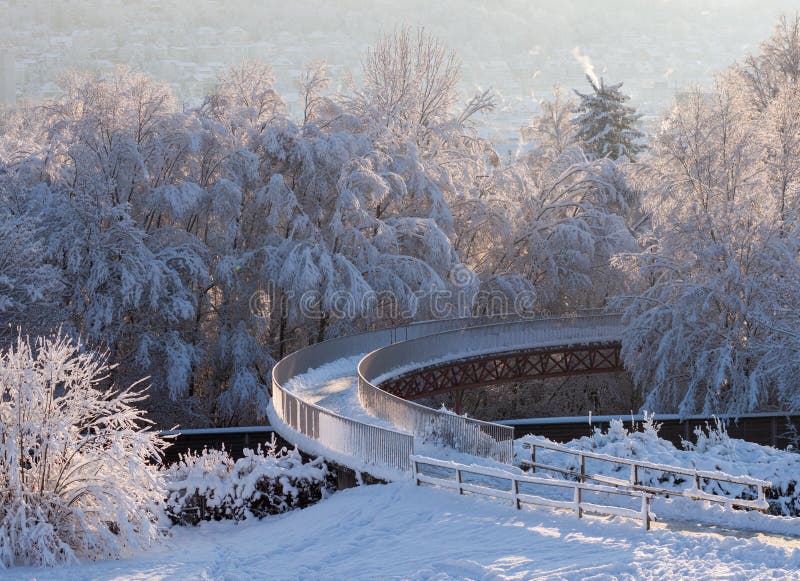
3 0 799 142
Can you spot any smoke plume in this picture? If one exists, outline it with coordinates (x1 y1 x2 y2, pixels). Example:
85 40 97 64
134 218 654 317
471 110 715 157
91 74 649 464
571 46 598 86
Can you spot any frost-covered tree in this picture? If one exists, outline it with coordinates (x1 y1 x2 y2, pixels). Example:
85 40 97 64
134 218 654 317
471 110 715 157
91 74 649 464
0 334 167 567
503 151 639 310
615 69 800 415
573 76 645 161
0 69 215 422
33 69 208 400
520 86 578 164
480 89 643 313
0 212 61 341
185 39 486 419
0 32 650 427
737 15 800 111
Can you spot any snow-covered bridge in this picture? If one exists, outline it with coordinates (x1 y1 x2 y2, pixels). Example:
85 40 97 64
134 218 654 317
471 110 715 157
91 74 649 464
268 312 624 479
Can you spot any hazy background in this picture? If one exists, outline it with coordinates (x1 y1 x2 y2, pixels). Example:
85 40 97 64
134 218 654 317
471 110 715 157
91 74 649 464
2 0 799 145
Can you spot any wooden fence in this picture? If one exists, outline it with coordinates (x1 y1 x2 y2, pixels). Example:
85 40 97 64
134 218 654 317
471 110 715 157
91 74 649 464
522 440 771 512
411 454 653 530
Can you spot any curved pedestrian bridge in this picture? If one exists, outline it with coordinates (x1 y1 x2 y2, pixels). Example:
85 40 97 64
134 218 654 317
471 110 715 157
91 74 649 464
268 312 624 480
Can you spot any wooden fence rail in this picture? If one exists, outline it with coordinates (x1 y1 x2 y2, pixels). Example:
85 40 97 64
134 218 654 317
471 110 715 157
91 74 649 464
522 440 771 512
411 454 653 530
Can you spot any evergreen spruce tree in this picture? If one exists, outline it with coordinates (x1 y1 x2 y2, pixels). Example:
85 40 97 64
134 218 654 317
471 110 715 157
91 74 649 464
572 76 645 161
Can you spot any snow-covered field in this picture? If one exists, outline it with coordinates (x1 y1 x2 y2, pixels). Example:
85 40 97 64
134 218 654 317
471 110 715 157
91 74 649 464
6 480 800 580
15 355 790 579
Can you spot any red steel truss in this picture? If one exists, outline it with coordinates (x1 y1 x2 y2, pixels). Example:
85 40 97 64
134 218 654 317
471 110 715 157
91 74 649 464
379 342 624 412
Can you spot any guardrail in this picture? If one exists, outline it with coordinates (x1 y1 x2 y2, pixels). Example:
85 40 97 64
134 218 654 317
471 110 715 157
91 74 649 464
159 426 278 465
271 375 415 474
358 313 623 466
359 381 514 463
270 314 531 476
522 440 771 512
412 454 653 530
272 311 623 477
363 313 624 388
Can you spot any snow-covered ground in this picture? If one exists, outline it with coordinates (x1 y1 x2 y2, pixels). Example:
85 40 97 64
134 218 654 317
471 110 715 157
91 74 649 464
251 355 800 579
9 357 800 578
6 481 800 580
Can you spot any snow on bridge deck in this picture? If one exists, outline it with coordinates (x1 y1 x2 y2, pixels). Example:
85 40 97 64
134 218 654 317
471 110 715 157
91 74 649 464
284 354 392 430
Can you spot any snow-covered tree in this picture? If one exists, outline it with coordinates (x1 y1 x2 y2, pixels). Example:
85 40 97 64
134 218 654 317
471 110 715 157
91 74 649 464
0 31 651 427
0 211 61 341
615 71 800 415
506 151 639 310
0 334 167 567
573 76 645 161
737 15 800 111
520 85 578 164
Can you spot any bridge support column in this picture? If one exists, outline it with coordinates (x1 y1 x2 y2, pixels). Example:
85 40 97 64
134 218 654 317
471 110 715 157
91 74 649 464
455 389 464 415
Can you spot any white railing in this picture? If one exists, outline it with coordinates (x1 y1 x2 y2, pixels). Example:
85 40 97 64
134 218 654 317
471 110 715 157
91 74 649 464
271 380 415 474
358 313 623 466
365 314 623 385
522 440 771 512
271 312 624 477
359 379 515 463
412 455 653 530
270 315 527 476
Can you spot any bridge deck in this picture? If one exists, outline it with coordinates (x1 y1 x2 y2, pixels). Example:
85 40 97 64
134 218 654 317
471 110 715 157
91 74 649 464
281 351 524 472
283 354 391 429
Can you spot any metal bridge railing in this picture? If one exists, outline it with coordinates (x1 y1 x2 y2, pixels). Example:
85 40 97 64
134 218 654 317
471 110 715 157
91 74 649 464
358 313 623 466
358 373 515 464
271 381 415 473
272 311 623 476
270 315 519 475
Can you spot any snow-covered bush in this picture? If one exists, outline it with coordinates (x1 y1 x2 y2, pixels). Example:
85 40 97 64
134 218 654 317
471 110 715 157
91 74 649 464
521 416 800 516
686 420 800 516
0 334 168 568
164 439 332 525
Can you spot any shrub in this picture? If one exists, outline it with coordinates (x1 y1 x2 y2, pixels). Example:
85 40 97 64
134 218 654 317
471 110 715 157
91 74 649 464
164 438 333 525
687 420 800 516
0 334 168 568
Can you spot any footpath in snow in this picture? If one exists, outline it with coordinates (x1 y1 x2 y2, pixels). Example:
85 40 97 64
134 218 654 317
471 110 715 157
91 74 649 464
6 481 800 580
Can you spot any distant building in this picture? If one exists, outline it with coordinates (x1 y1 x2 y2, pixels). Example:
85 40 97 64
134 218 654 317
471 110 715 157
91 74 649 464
0 48 15 105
